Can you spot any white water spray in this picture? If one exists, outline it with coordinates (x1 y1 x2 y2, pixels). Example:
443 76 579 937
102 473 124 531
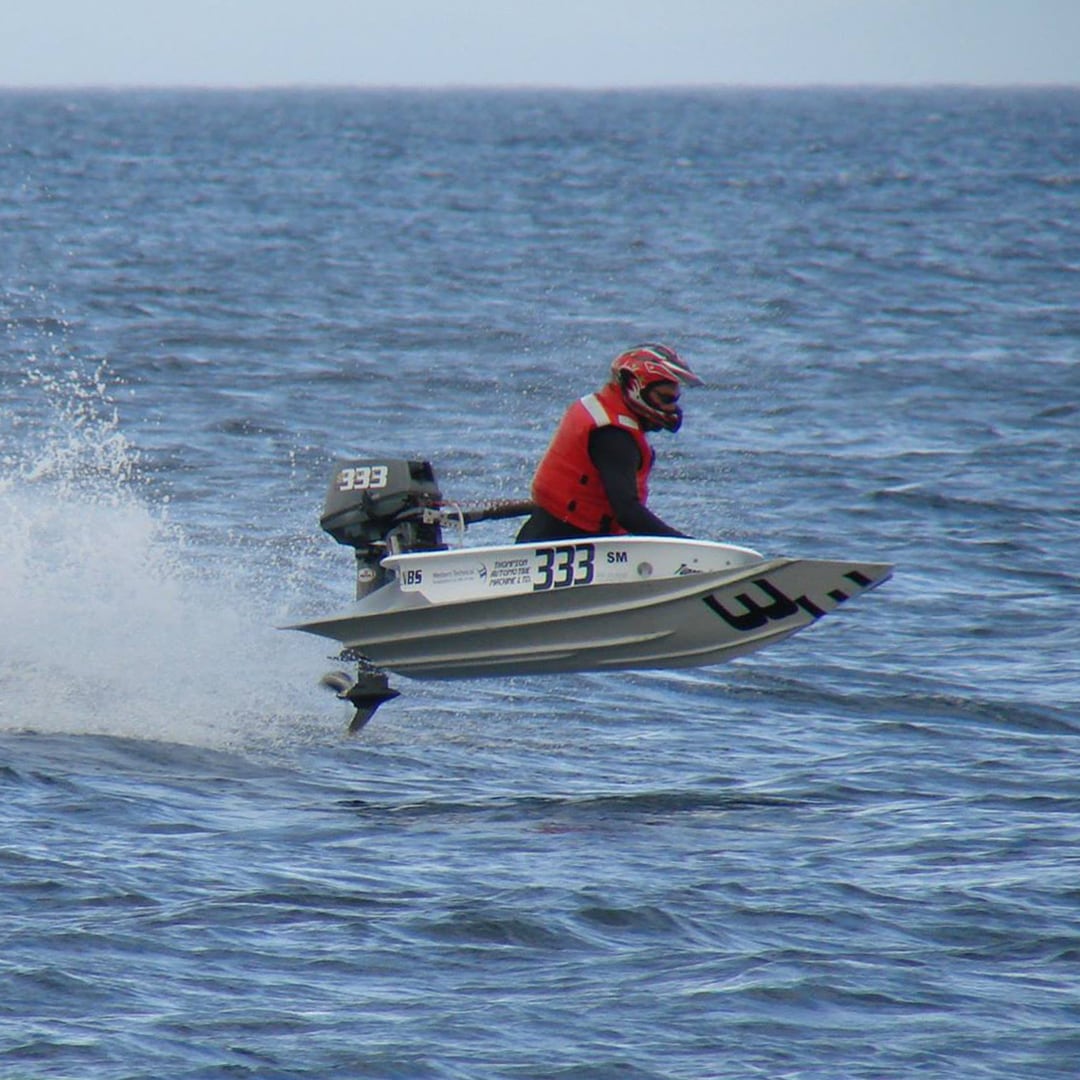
0 361 326 748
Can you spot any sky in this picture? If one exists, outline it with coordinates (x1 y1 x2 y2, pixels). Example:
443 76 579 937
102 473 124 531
3 0 1079 89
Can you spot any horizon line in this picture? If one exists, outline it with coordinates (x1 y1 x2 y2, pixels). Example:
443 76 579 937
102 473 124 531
3 80 1078 93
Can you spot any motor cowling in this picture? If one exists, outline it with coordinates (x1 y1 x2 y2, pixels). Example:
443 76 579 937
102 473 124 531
320 459 444 597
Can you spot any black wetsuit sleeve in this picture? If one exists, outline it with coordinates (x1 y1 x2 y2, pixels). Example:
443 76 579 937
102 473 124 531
588 426 689 538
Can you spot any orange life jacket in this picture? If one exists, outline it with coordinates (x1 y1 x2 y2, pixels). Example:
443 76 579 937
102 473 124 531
530 383 653 534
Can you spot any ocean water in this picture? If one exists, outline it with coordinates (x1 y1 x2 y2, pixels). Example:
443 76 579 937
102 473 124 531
1 87 1078 1079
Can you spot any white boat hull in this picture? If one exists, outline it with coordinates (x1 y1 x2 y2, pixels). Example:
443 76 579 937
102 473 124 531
290 537 892 680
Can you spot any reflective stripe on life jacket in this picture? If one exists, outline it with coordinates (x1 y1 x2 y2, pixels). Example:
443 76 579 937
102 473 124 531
530 383 653 534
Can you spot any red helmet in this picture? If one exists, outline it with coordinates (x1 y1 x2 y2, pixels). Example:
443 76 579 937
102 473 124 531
610 343 702 432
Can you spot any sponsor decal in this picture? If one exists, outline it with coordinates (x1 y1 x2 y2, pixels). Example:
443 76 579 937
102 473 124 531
489 555 534 589
431 565 481 585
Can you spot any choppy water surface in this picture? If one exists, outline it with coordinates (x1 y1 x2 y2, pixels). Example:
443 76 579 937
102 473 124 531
2 88 1079 1078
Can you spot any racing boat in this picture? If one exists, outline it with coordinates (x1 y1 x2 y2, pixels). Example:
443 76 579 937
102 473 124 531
288 459 892 730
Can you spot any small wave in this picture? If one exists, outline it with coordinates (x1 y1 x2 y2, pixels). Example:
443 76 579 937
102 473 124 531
872 482 1056 524
1035 402 1079 420
206 416 290 437
1035 174 1080 189
335 788 806 825
415 905 581 951
874 688 1080 737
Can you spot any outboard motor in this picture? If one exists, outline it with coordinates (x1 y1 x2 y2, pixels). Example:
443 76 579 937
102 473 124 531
313 457 534 733
320 458 444 599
